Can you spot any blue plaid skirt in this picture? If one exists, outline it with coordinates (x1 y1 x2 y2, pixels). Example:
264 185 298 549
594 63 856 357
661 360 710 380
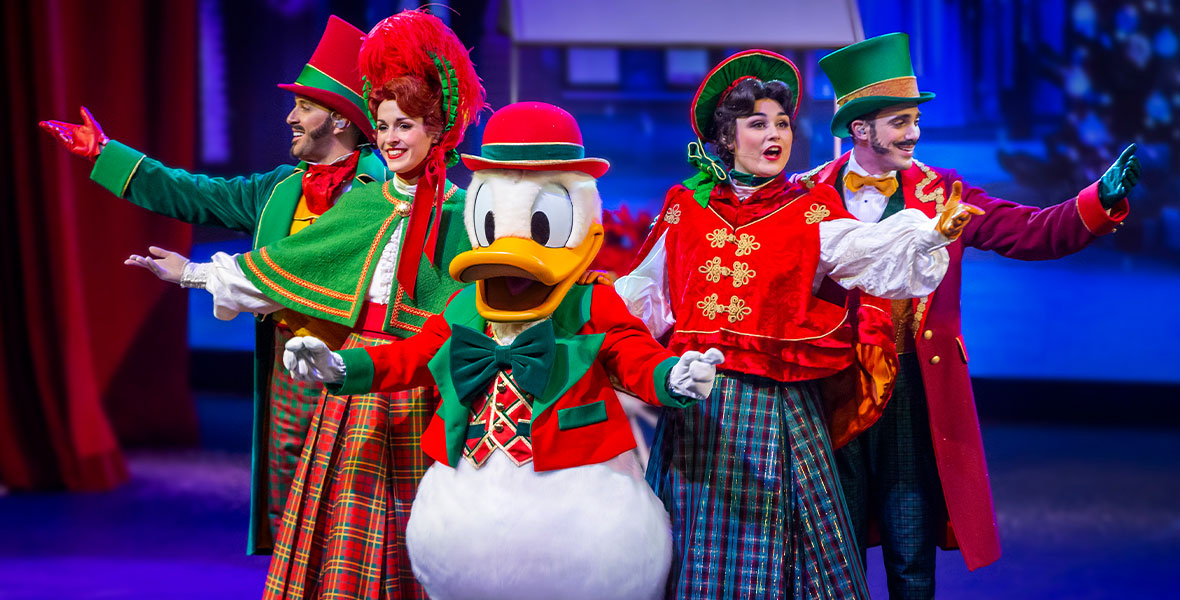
646 372 869 599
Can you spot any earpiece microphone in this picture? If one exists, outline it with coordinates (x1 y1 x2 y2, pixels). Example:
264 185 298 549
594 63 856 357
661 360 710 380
335 119 347 128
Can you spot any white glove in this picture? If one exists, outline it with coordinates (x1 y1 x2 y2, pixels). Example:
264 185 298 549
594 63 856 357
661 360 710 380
668 348 725 401
283 336 345 384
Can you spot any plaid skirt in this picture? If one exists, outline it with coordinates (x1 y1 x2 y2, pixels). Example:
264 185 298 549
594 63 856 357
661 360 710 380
646 372 869 599
263 331 437 600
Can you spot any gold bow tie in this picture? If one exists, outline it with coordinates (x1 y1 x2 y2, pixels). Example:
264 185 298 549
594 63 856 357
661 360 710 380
844 171 898 197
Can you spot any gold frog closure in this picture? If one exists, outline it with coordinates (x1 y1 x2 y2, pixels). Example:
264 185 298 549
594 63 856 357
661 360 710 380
696 293 752 323
804 203 831 224
698 258 757 287
706 228 761 256
733 233 760 256
664 203 682 224
730 261 756 286
706 228 730 248
699 257 725 282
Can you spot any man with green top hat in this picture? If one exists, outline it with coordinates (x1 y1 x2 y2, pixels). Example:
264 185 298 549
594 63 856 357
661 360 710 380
795 32 1140 597
38 15 387 555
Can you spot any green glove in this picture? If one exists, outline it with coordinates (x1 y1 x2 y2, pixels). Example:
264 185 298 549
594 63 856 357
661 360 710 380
1098 143 1141 209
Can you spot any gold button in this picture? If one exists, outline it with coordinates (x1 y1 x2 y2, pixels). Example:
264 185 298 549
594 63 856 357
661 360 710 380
923 329 933 340
496 380 508 393
493 422 505 433
930 355 941 365
495 402 506 412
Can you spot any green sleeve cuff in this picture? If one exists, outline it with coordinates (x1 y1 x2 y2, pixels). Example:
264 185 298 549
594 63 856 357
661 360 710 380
653 356 696 408
90 140 146 197
326 347 375 395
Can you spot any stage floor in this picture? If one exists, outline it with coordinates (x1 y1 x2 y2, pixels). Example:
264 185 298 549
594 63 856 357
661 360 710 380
1 420 1176 599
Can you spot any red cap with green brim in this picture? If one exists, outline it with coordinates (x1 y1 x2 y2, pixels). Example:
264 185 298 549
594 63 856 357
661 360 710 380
819 32 935 138
277 15 375 143
462 102 610 179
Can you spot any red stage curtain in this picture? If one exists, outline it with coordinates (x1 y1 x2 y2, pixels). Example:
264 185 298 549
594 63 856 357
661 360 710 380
1 0 198 491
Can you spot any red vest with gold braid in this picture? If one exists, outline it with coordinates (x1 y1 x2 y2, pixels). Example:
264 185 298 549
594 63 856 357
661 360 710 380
649 175 857 383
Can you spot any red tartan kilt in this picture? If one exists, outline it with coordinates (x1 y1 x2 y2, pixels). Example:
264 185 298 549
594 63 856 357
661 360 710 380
263 331 439 600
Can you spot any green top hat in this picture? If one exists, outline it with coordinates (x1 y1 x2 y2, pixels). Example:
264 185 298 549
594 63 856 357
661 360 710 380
819 32 935 138
690 49 801 141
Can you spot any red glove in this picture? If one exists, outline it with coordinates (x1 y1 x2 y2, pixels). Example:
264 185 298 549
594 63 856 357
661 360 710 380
39 106 109 161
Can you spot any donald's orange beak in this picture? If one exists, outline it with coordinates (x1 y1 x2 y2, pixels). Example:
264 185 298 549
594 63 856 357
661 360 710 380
448 224 604 322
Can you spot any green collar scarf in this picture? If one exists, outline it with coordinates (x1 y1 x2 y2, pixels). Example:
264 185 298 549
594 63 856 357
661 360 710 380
728 169 776 188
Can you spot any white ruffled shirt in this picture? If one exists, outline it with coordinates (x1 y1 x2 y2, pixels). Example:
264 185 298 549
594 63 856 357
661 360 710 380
191 177 413 320
613 180 952 338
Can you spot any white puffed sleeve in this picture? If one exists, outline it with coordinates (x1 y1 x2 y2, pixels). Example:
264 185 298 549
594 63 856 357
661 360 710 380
189 252 285 320
613 231 675 338
815 208 951 299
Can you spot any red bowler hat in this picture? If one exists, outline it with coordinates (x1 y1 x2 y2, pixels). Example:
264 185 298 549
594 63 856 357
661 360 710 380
277 15 375 143
462 102 609 178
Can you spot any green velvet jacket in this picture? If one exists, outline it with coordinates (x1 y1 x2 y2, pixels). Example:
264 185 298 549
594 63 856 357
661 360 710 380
90 141 387 555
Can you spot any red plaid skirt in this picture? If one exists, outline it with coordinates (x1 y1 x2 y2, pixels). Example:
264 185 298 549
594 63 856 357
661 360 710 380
263 331 437 600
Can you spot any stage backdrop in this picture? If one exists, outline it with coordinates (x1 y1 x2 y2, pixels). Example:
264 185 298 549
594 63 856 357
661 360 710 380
0 0 198 491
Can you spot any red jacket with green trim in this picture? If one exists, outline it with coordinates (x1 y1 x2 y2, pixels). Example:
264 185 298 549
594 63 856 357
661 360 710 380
332 284 694 471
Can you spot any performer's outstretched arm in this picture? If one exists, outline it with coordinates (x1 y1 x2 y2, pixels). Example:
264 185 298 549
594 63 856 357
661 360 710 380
125 248 284 319
817 181 983 298
42 106 295 233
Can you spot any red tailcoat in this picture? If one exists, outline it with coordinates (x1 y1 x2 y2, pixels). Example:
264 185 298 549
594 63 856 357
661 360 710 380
801 151 1128 570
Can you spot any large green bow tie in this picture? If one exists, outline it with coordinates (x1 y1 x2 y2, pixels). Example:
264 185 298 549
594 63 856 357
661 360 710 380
449 320 556 404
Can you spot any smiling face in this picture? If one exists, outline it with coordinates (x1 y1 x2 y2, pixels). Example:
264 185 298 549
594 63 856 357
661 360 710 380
851 103 921 174
286 97 337 162
449 169 604 322
375 99 436 179
730 98 793 178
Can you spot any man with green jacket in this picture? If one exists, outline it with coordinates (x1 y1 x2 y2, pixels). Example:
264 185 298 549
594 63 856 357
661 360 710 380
38 15 387 555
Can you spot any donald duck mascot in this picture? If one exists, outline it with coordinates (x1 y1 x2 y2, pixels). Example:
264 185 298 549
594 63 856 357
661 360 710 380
285 102 723 600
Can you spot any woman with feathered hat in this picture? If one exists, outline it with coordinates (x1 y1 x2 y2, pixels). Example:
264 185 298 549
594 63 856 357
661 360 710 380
614 50 982 599
126 10 484 599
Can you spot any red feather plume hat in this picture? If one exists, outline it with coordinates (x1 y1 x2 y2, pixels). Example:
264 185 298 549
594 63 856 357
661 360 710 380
359 9 486 300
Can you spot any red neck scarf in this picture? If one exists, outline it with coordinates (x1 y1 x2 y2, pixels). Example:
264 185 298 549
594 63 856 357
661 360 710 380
395 145 449 300
302 150 360 214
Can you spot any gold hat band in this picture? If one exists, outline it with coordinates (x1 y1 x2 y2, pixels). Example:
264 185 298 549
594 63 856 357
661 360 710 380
836 76 920 106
